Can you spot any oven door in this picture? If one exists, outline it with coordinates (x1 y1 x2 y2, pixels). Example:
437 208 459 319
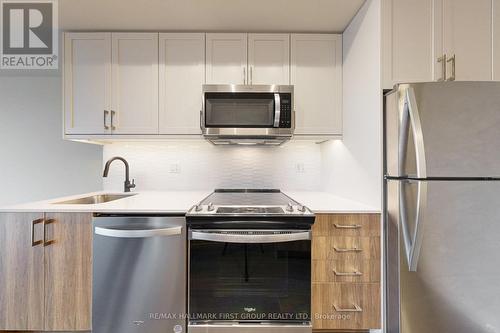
188 229 311 326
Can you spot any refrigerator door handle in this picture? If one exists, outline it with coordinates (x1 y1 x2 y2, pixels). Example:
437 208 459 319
398 86 428 178
398 95 410 176
399 179 428 271
405 87 427 178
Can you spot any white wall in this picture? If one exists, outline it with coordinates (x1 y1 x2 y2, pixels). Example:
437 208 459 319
321 0 382 208
102 141 322 192
0 74 103 206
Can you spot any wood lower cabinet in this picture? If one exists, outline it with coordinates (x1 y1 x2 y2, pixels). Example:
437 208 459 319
0 212 92 331
313 283 381 330
44 213 92 331
0 213 45 330
311 214 381 331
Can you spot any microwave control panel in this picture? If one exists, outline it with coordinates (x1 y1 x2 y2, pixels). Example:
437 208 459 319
278 93 292 128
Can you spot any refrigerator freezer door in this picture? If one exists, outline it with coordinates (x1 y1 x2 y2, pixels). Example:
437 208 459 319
386 179 500 333
385 82 500 178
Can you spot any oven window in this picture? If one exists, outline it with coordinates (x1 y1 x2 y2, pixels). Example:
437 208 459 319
189 239 311 322
205 93 275 127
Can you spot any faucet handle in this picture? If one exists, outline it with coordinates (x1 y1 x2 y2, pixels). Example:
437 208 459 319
130 179 136 188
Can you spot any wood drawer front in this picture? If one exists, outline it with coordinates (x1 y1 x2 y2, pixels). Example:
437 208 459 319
312 214 380 237
312 283 381 330
312 236 380 260
312 259 380 283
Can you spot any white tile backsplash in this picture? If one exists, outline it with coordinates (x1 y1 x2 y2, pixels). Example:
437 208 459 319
103 141 322 192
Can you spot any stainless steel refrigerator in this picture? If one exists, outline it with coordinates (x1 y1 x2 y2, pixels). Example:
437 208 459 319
384 82 500 333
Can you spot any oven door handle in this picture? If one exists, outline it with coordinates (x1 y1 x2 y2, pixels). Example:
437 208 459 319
190 230 311 243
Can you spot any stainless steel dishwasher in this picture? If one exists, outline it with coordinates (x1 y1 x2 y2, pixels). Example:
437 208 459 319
92 215 186 333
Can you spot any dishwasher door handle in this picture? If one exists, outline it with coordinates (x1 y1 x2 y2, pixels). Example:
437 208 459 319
95 226 182 238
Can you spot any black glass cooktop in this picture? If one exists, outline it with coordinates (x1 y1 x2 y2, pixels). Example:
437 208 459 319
216 206 285 214
200 189 298 207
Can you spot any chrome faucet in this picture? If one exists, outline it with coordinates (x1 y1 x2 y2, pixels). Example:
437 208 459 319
103 156 136 192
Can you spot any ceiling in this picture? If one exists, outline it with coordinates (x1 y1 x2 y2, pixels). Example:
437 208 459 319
59 0 366 32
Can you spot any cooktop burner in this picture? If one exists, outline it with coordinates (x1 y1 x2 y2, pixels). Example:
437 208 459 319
216 206 285 214
201 189 298 206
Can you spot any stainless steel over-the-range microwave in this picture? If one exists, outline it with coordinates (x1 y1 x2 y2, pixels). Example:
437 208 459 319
201 84 294 145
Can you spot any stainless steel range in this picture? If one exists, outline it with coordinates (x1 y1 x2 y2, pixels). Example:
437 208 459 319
186 189 315 333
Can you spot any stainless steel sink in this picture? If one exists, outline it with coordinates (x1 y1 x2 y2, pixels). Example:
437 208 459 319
54 194 137 205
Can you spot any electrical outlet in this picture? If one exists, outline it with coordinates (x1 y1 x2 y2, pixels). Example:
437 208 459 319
169 164 181 174
295 163 305 173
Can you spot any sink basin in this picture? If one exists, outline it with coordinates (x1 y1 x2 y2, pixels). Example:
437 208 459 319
54 194 137 205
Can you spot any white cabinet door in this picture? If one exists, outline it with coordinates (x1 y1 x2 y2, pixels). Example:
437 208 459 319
111 33 159 134
248 34 289 85
382 0 435 88
64 33 111 135
291 34 342 136
206 33 247 84
440 0 492 81
159 33 205 135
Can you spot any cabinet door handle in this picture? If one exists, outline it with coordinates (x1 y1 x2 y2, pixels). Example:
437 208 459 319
334 223 362 229
103 110 110 130
31 218 44 247
43 219 56 246
333 269 363 276
334 246 362 253
243 67 246 84
110 110 116 130
447 55 456 81
333 304 363 312
437 54 447 81
250 66 253 85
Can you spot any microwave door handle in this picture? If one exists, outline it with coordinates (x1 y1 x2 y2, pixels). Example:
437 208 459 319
273 93 281 128
190 230 311 243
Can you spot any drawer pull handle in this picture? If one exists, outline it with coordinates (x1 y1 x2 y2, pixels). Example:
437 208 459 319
333 304 363 312
333 269 362 276
43 219 56 246
31 218 44 247
334 246 362 252
334 224 362 229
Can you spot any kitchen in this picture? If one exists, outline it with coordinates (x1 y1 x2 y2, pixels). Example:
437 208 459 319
0 0 499 333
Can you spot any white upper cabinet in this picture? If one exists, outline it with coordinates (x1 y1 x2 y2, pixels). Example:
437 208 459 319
111 33 159 134
382 0 434 88
248 34 290 85
206 33 247 84
64 33 112 135
64 32 159 135
291 34 342 136
438 0 493 81
383 0 495 87
64 32 343 139
159 33 205 135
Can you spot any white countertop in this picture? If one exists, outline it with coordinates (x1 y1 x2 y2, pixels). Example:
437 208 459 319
285 191 380 213
0 191 211 214
0 190 380 214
